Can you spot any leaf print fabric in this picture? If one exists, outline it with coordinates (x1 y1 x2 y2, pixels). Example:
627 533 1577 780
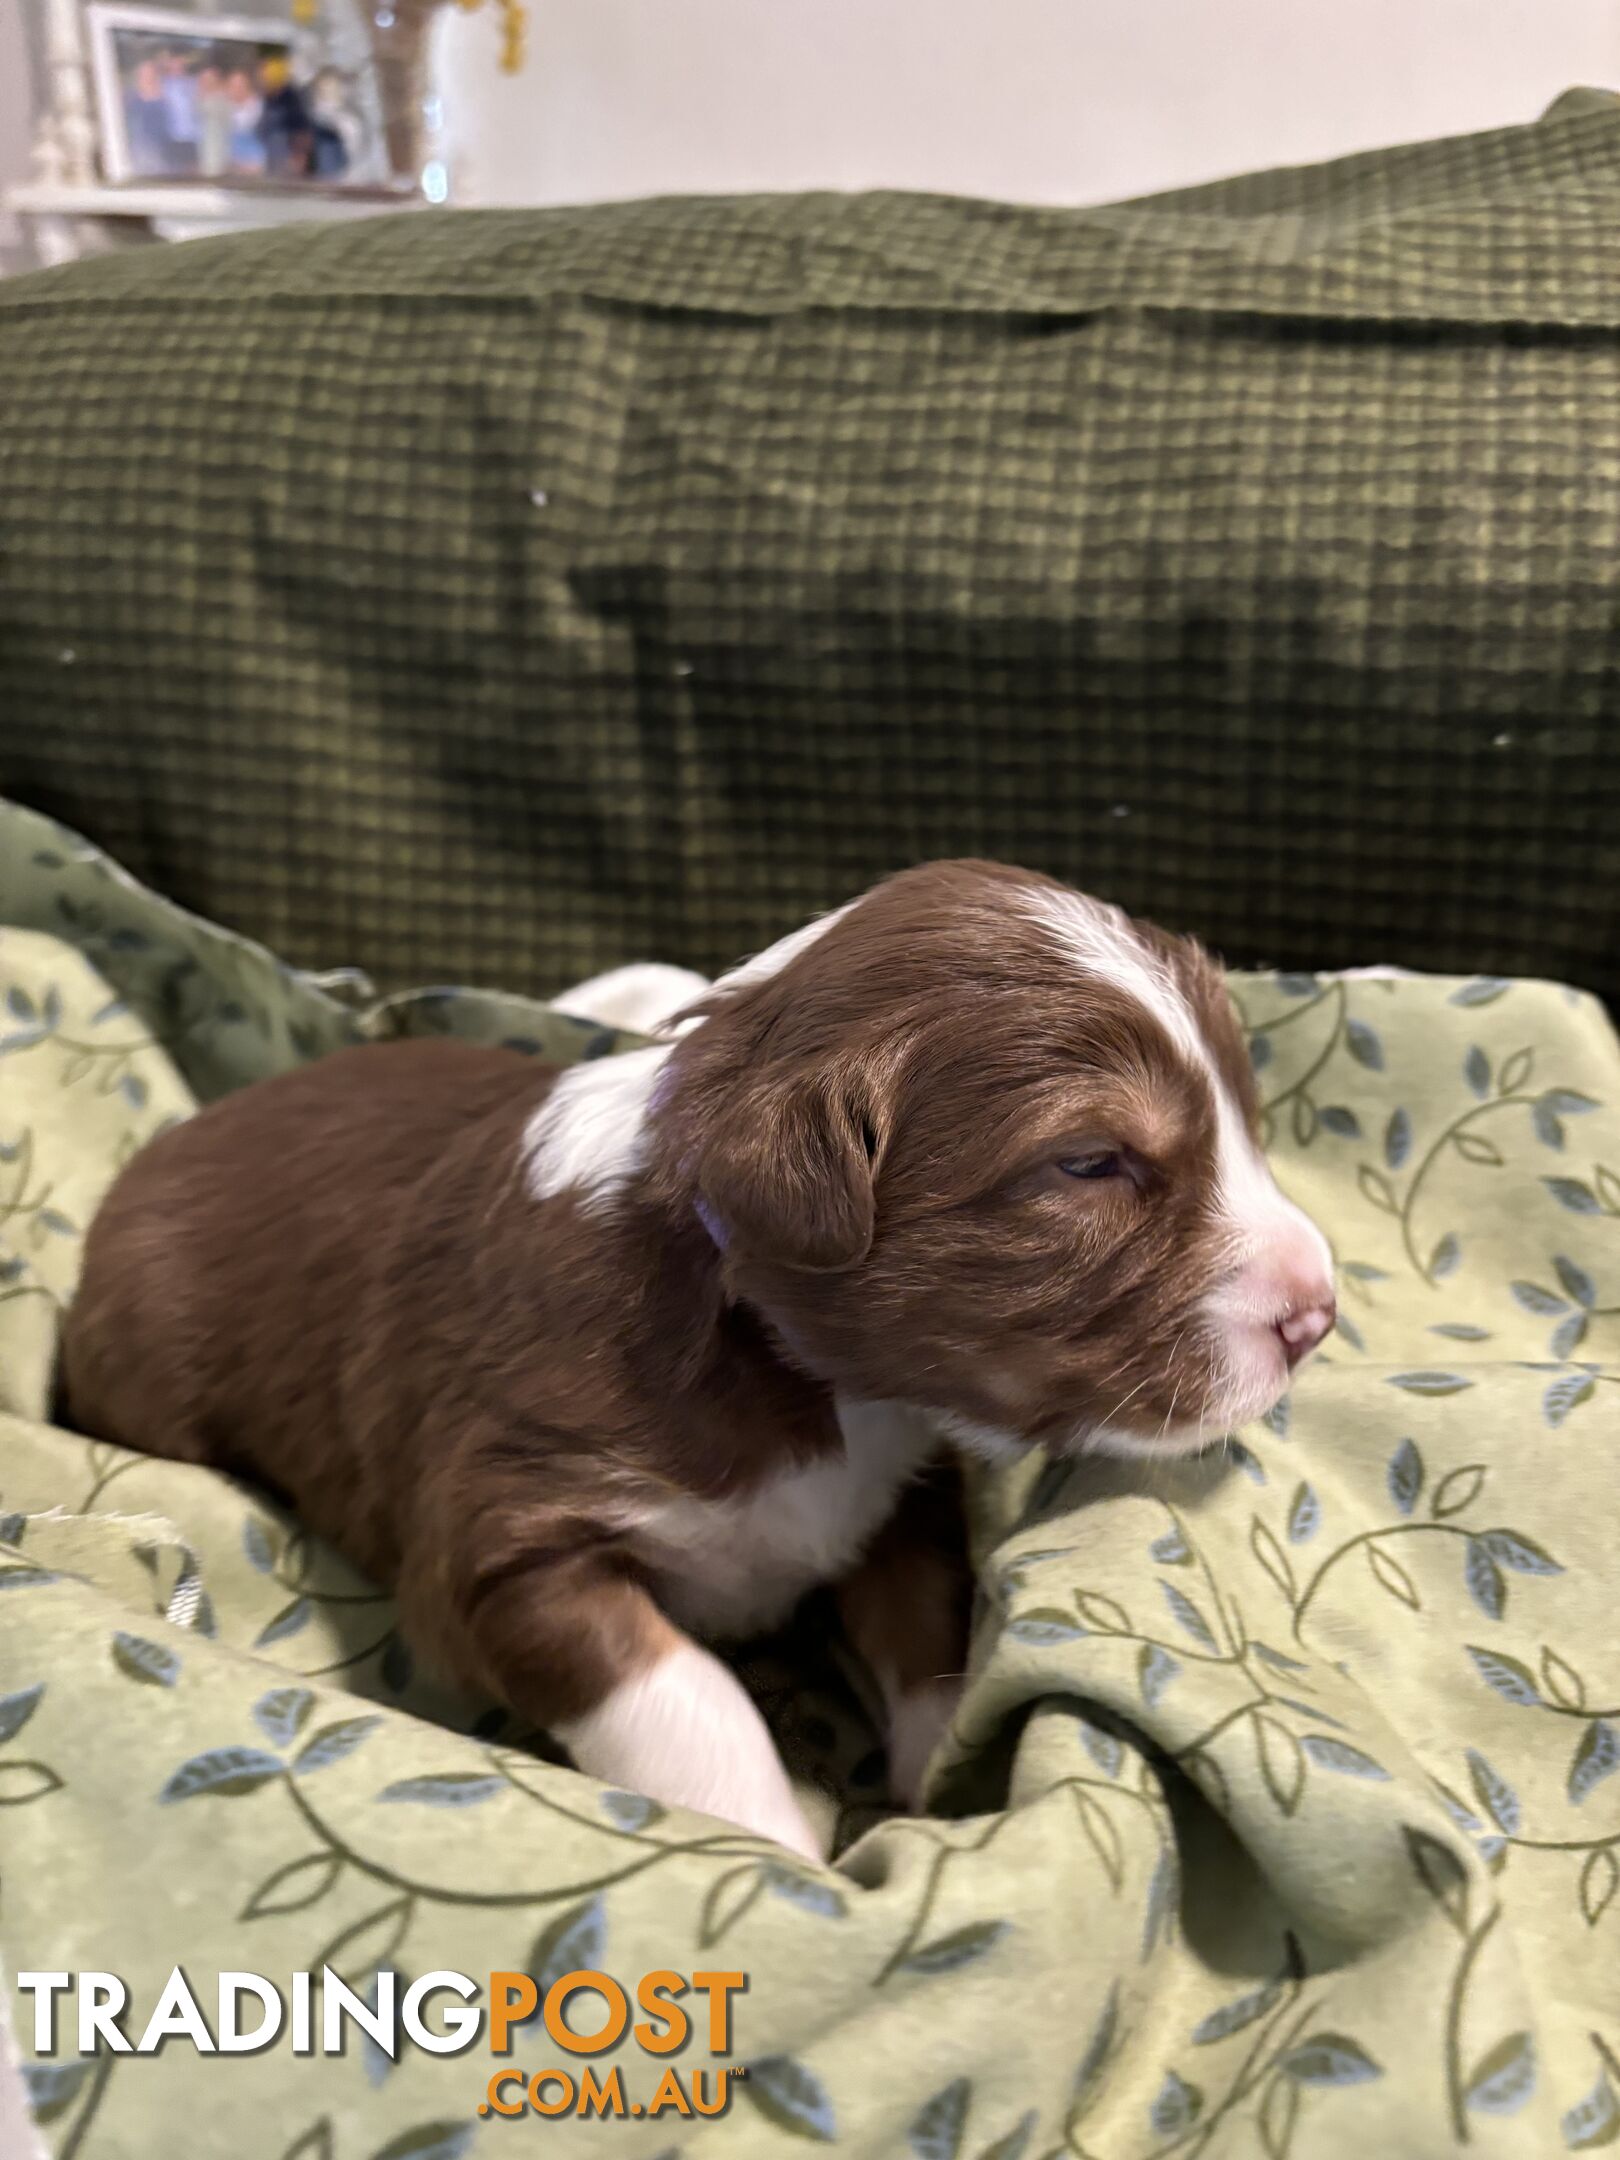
0 797 1618 2154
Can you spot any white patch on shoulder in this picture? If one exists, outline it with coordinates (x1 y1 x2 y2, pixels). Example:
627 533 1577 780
639 1398 936 1641
715 899 856 992
529 900 859 1217
553 1637 823 1859
549 963 710 1035
523 1041 673 1213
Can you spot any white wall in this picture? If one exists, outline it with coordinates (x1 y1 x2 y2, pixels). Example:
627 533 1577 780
437 0 1620 209
0 1 37 271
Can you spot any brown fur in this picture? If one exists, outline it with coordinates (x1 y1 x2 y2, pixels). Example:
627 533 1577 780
61 1038 846 1723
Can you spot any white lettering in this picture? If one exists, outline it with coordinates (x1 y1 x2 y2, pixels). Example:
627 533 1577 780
400 1972 480 2055
217 1974 282 2053
137 1969 215 2053
290 1970 311 2054
78 1975 131 2055
15 1974 69 2054
321 1969 394 2057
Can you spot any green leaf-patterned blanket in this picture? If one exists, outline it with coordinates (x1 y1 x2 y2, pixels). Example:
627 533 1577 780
1 797 1618 2159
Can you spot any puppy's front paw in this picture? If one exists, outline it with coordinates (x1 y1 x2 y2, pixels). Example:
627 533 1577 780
887 1677 965 1815
558 1636 830 1863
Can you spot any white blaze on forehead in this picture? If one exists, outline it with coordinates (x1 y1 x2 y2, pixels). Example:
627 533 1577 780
1016 883 1321 1267
1017 887 1211 1071
523 1041 673 1213
1209 1082 1331 1278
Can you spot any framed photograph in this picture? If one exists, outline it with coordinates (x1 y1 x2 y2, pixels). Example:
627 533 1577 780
86 4 385 187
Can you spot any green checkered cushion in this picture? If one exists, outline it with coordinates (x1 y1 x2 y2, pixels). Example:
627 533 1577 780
3 91 1619 997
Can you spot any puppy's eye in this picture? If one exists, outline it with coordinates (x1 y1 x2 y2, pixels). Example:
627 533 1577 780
1058 1151 1124 1181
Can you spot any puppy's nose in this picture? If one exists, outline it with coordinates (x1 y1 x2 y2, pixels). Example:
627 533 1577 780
1276 1298 1336 1368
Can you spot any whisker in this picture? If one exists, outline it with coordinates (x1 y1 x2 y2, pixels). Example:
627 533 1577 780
1093 1371 1154 1431
1157 1375 1183 1445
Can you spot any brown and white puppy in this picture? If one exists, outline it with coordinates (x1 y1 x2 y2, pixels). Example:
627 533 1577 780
59 861 1333 1860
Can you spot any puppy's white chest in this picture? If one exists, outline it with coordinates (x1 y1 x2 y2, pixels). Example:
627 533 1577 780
640 1400 936 1641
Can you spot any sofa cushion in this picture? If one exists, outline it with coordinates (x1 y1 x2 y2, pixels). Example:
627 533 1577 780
2 94 1619 995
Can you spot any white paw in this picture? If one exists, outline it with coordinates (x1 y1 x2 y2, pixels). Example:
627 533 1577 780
556 1639 828 1861
742 1790 828 1863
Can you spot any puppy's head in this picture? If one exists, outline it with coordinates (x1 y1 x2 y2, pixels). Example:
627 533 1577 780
657 861 1334 1459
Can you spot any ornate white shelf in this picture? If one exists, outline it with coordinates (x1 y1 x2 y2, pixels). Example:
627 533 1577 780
7 179 418 263
11 180 413 222
7 179 420 267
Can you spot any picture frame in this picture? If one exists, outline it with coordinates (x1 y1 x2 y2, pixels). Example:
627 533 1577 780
85 3 389 189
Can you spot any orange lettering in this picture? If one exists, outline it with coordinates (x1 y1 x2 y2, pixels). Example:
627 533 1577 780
528 2069 575 2116
691 1970 745 2051
693 2068 731 2116
487 1972 538 2055
543 1971 629 2055
484 2069 525 2117
579 2064 626 2117
634 1971 689 2054
649 2066 692 2116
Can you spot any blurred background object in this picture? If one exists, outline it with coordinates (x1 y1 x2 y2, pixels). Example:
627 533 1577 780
0 0 517 265
4 0 1620 270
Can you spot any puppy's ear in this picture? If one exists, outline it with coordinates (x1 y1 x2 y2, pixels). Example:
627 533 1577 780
695 1063 882 1272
